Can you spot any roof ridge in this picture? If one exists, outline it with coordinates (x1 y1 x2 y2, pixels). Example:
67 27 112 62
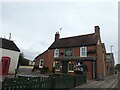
59 33 95 40
48 32 97 49
0 38 20 52
0 38 13 42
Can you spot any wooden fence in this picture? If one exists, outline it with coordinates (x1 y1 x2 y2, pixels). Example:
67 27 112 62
2 74 86 89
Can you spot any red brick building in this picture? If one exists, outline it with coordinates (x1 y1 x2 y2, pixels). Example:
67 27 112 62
34 26 107 79
106 53 115 76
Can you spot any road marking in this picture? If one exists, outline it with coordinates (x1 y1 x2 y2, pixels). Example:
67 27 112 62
106 79 117 88
112 80 118 88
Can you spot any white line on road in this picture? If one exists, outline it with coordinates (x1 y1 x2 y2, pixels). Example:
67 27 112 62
112 80 118 88
106 79 117 88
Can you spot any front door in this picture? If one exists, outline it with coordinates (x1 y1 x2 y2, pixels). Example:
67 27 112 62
62 61 68 74
2 56 11 75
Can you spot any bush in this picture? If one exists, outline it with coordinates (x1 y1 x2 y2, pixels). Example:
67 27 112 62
18 53 29 66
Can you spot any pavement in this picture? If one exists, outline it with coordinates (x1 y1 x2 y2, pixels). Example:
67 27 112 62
71 74 118 89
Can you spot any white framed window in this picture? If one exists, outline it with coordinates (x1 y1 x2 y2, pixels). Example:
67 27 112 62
80 47 87 57
68 63 74 72
54 49 59 57
55 63 60 71
53 61 55 67
39 59 44 68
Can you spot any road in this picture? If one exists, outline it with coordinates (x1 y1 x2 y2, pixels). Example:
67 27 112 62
73 74 118 89
17 66 49 77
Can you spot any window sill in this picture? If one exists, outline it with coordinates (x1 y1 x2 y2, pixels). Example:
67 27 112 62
80 56 87 57
54 56 59 57
55 70 60 71
68 71 74 73
39 66 43 68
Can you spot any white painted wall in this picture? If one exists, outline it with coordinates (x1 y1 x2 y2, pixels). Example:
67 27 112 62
0 48 20 74
29 61 35 66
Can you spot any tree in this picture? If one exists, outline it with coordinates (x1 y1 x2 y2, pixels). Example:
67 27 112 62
115 64 120 70
18 52 29 67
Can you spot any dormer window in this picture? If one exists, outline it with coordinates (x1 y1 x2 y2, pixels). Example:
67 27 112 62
80 47 87 57
54 49 59 57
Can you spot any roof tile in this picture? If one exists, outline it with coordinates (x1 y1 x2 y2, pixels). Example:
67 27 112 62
49 33 97 49
0 38 20 52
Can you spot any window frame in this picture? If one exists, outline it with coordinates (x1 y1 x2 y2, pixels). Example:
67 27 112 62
64 48 73 56
80 46 87 57
39 59 44 68
55 63 60 71
54 49 59 57
68 63 74 72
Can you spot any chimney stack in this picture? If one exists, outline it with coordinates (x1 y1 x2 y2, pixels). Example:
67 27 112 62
55 32 60 41
95 26 100 35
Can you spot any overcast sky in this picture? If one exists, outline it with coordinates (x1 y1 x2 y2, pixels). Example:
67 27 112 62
0 1 119 64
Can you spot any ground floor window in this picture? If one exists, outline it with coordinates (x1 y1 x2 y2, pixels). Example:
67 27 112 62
39 59 44 68
76 61 83 71
55 63 60 71
68 64 74 72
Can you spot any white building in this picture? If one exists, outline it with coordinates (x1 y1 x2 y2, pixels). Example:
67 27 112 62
0 38 20 75
29 60 35 66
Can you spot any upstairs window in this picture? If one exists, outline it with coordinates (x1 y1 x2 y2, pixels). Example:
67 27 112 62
80 47 87 57
65 48 73 56
39 59 44 68
107 55 111 60
54 49 59 57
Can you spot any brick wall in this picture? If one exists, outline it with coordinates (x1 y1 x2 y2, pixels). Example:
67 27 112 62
96 42 106 77
35 44 106 80
84 61 93 79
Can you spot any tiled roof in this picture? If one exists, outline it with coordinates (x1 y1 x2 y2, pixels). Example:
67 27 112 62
0 38 20 52
49 33 98 49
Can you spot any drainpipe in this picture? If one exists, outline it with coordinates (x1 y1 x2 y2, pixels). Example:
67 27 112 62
93 61 95 79
95 45 97 79
103 53 106 76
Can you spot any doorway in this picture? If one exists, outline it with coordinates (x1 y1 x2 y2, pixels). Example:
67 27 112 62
2 56 11 75
62 61 68 74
